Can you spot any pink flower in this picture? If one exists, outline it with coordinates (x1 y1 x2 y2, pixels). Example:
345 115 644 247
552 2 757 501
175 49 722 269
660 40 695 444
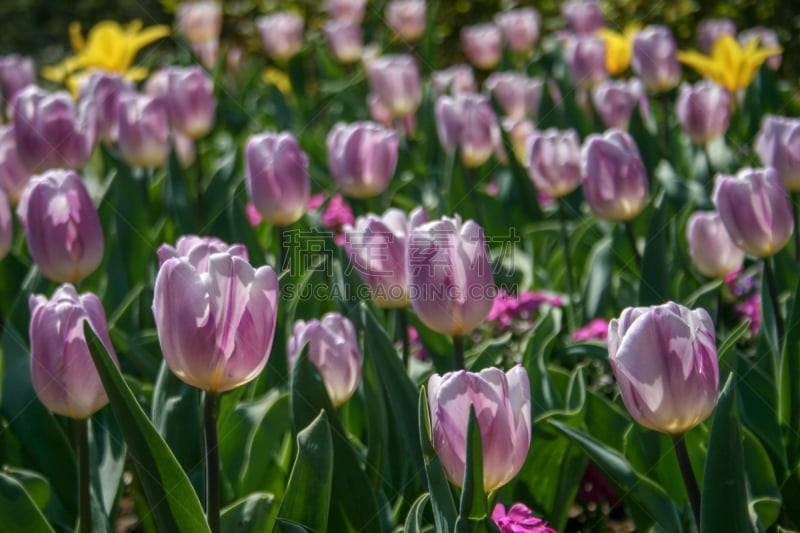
735 294 761 335
491 503 556 533
488 290 562 330
573 318 610 342
245 202 262 226
318 193 354 245
308 192 327 210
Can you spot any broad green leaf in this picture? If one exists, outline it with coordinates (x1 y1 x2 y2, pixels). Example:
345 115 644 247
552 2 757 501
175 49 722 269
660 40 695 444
718 320 752 367
220 493 276 533
455 409 498 533
418 387 457 533
638 202 670 306
781 277 800 463
273 518 313 533
742 429 782 528
4 468 50 512
581 235 612 321
403 493 430 533
0 473 54 533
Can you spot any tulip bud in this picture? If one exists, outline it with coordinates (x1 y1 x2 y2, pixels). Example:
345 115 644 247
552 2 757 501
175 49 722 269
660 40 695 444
427 366 531 491
686 211 744 278
152 250 278 392
386 0 426 42
591 78 644 130
739 27 781 70
608 302 719 434
78 72 134 144
0 55 36 109
287 313 362 407
17 170 104 283
697 18 736 53
173 131 197 169
502 118 535 165
561 0 604 35
325 0 366 23
581 129 649 221
12 87 96 173
366 55 422 118
565 35 608 89
161 67 216 139
676 81 731 145
190 40 220 70
632 26 681 93
755 115 800 191
29 284 119 419
494 8 541 54
526 128 582 198
344 207 427 307
256 12 305 62
116 93 170 168
157 234 248 271
713 167 794 257
0 188 10 260
323 20 364 64
435 93 499 168
327 121 399 198
176 1 222 44
485 72 543 120
461 24 503 70
431 64 476 97
407 215 494 335
0 125 31 204
245 132 311 226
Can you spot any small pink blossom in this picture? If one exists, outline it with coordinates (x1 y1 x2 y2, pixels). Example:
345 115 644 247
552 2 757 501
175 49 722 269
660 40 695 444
488 290 562 330
735 294 761 335
491 503 555 533
245 202 262 226
308 192 327 210
572 318 609 342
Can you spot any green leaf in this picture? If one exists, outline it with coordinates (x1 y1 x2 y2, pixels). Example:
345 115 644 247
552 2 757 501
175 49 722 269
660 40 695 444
83 323 210 533
458 408 487 523
165 145 195 235
742 429 782 529
403 493 430 533
581 236 613 321
3 468 50 512
418 387 457 533
220 493 276 533
781 277 800 462
278 411 333 532
701 375 753 533
0 473 54 533
273 518 313 533
718 320 751 367
638 203 670 306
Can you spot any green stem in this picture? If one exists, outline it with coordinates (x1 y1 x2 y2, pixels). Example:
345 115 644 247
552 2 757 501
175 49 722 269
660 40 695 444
671 434 701 529
74 418 90 533
659 93 671 150
453 335 465 370
399 307 410 370
624 221 643 266
277 226 288 273
764 257 784 343
558 197 576 331
204 392 220 533
194 141 204 229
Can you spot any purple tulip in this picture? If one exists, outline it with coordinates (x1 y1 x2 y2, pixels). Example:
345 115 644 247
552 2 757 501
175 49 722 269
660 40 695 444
325 0 366 23
324 20 364 64
494 8 541 54
591 78 644 130
632 26 681 93
431 64 476 97
0 55 36 108
407 215 494 335
385 0 426 42
78 72 134 144
256 12 305 62
287 313 362 407
435 93 499 168
502 118 536 164
676 81 731 145
343 207 427 307
713 167 794 257
158 234 248 271
245 132 311 226
327 121 399 198
565 35 608 89
152 248 278 392
561 0 604 35
697 18 736 53
608 302 719 434
461 24 503 70
755 115 800 191
0 188 10 260
427 366 531 491
687 211 744 278
17 170 104 283
582 129 649 221
173 131 197 169
29 284 119 419
160 67 216 139
176 0 222 44
485 72 543 120
526 128 582 198
739 27 781 70
116 93 170 168
366 55 422 118
12 87 96 173
0 125 31 204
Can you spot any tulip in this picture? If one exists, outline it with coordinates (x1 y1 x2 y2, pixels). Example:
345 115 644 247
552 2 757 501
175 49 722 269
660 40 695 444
160 67 216 139
494 8 540 54
755 115 800 191
502 118 535 165
461 24 503 70
174 131 197 169
116 93 171 168
435 93 499 168
697 18 736 53
385 0 426 42
713 167 794 257
608 302 719 434
561 0 604 35
287 313 362 407
17 170 104 283
632 26 682 92
157 234 248 271
323 20 364 64
0 54 36 108
343 207 427 307
596 25 639 76
245 132 311 226
325 0 366 23
29 284 119 419
431 64 476 97
485 72 543 120
739 27 781 70
526 129 582 198
407 215 494 336
676 81 730 145
427 366 531 492
78 72 134 144
581 129 649 221
256 12 305 62
591 78 644 130
12 86 96 173
176 1 222 44
0 188 10 260
152 249 278 392
565 35 608 89
0 125 31 204
328 122 399 199
686 211 744 278
366 55 422 118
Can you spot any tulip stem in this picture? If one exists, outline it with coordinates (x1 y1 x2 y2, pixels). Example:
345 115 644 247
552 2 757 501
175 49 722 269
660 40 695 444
194 141 204 229
763 257 784 343
557 197 576 331
277 226 287 273
624 222 642 266
204 391 221 533
74 418 90 533
453 335 465 370
671 434 701 529
399 307 410 370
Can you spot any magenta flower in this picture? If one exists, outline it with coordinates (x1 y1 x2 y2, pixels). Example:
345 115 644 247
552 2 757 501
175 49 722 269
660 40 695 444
735 294 761 335
572 318 610 342
492 503 556 533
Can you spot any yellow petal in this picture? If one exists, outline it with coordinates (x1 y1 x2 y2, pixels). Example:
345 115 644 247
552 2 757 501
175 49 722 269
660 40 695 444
69 22 85 52
711 35 742 75
128 24 171 54
124 19 144 35
124 66 150 81
42 64 69 82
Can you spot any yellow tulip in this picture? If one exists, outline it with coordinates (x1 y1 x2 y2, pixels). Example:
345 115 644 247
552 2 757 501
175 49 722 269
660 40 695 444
596 25 640 76
677 35 782 92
